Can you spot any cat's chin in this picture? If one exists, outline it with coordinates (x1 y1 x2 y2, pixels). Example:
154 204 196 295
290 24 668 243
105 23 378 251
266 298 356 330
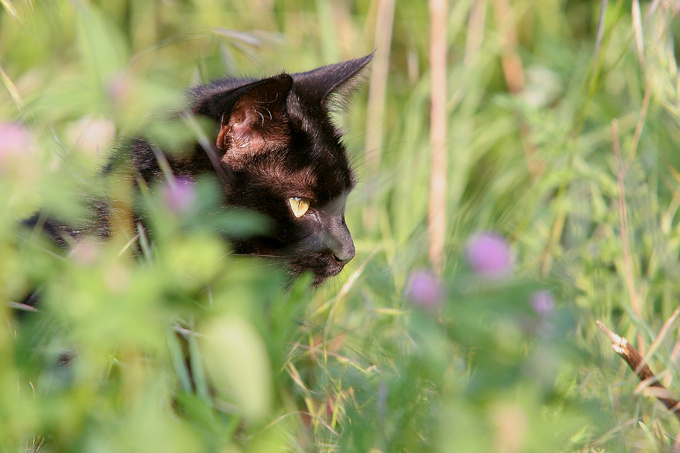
288 252 347 286
233 241 347 285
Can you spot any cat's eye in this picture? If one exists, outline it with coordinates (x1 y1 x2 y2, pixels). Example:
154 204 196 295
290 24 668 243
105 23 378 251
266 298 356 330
288 197 311 218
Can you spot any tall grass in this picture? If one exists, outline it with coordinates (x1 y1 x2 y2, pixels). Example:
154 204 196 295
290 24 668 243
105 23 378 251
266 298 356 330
2 0 680 451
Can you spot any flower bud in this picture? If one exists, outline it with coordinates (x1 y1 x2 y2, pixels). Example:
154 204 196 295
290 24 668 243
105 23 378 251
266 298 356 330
464 232 513 279
406 269 443 310
162 177 196 215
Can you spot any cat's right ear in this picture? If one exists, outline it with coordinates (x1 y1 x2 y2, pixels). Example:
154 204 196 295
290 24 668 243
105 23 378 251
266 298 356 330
216 74 293 155
292 53 374 109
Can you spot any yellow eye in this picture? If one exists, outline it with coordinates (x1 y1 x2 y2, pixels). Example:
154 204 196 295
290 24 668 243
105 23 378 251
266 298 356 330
288 197 310 218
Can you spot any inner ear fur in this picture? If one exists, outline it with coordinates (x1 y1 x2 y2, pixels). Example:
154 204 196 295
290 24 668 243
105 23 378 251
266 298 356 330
216 74 293 154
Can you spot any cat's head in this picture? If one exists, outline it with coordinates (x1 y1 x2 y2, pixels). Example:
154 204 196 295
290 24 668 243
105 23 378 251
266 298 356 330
191 54 372 285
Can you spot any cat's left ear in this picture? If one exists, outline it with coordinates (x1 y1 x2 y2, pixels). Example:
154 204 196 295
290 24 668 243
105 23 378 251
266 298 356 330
215 74 293 154
293 52 374 108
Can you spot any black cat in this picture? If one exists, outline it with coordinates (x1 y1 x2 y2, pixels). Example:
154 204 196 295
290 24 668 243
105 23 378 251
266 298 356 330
24 54 372 286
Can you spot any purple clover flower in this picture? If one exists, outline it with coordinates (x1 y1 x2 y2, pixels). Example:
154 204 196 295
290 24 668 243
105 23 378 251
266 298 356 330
530 290 555 317
464 232 513 279
405 269 443 310
163 176 196 215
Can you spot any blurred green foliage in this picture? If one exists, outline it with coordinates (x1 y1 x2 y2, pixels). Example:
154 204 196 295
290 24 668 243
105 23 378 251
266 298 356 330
3 0 680 451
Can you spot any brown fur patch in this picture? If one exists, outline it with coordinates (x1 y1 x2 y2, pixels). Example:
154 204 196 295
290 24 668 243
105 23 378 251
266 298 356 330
219 119 290 170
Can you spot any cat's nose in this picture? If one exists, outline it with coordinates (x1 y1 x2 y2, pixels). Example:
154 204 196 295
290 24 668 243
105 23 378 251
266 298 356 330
327 217 355 263
332 240 355 263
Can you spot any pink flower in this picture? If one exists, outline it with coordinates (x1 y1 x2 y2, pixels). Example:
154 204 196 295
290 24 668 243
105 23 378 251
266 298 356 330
0 122 33 167
464 232 513 279
405 269 443 310
530 290 555 317
163 177 196 215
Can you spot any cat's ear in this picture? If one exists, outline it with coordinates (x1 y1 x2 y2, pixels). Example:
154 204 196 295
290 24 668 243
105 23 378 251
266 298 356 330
293 53 374 108
215 74 293 154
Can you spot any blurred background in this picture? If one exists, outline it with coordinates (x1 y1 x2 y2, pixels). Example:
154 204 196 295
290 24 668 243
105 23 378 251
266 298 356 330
2 0 680 451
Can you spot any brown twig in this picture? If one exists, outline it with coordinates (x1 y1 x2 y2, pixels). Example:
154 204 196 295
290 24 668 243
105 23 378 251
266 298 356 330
596 320 680 421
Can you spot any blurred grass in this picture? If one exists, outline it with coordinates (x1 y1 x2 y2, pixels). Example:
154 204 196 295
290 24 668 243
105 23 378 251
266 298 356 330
3 0 680 451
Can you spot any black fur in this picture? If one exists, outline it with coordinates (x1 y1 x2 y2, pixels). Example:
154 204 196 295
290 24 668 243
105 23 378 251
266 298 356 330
26 54 373 285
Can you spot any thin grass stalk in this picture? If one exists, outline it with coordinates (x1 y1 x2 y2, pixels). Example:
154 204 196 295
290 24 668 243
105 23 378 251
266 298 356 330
594 0 609 62
640 308 680 376
632 0 644 67
0 0 20 23
428 0 447 274
612 119 641 319
627 76 652 165
362 0 395 230
0 64 25 113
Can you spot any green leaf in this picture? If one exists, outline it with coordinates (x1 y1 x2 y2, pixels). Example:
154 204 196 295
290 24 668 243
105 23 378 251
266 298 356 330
201 316 272 423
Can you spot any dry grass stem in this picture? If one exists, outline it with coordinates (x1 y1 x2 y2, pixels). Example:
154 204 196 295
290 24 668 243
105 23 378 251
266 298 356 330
363 0 396 230
492 0 524 93
428 0 447 275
